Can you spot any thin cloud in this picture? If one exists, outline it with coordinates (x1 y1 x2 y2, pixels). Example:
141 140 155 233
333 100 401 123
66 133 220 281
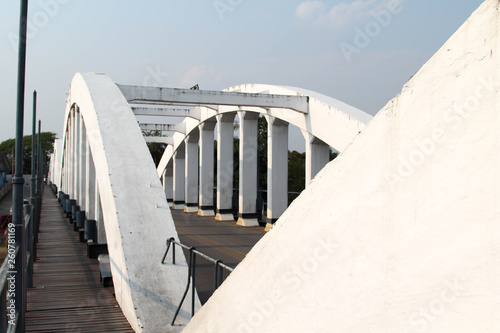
295 1 324 21
296 0 406 28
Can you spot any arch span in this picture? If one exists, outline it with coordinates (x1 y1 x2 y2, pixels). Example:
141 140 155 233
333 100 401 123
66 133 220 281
50 73 373 330
153 83 372 179
56 73 199 332
130 83 372 225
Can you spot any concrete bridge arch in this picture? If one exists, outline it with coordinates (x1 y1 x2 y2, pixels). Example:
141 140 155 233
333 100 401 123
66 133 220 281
120 83 372 226
52 72 371 330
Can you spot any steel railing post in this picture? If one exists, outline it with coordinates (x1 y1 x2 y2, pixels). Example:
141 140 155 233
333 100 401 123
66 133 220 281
191 251 196 317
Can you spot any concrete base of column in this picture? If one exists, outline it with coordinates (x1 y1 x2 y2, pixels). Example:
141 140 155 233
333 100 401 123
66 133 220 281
236 218 259 227
198 209 215 217
184 205 198 213
215 213 234 221
167 199 173 208
173 201 185 210
265 218 277 232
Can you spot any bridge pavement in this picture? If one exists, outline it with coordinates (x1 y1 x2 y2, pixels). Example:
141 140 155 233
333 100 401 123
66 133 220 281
20 188 266 331
25 187 133 332
170 210 266 304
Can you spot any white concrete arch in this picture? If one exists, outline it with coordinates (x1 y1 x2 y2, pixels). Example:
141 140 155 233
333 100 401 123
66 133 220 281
55 73 199 332
49 72 372 329
154 84 371 179
144 83 372 225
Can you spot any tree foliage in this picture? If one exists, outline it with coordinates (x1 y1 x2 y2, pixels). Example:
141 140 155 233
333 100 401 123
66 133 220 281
288 150 306 194
0 132 57 175
142 130 167 167
257 116 267 190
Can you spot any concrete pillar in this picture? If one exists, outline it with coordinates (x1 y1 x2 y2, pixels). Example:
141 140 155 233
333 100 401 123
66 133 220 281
70 109 76 198
63 123 69 194
95 181 106 244
173 143 185 210
71 109 76 200
237 111 259 227
216 114 236 221
66 128 70 194
163 161 174 207
198 121 216 217
266 117 289 230
185 129 199 213
304 131 330 187
67 111 74 196
73 108 80 201
85 141 96 220
79 115 87 213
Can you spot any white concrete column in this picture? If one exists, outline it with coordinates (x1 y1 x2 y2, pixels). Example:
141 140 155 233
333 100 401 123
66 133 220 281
70 109 76 197
163 161 174 207
71 111 75 196
173 143 186 210
198 121 216 217
79 115 87 212
67 112 74 196
95 181 106 244
61 148 64 193
237 111 259 227
216 114 236 221
266 117 289 230
63 126 69 194
185 129 200 213
303 131 330 187
85 141 96 220
73 108 80 201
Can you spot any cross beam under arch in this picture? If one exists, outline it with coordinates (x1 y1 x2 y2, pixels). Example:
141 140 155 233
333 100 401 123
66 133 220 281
117 84 309 113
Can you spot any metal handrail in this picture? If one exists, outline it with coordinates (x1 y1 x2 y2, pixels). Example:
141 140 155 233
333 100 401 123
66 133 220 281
0 245 19 332
161 237 234 325
0 199 40 333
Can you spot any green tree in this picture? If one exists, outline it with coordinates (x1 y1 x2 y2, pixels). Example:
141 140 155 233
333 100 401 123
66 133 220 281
257 116 268 190
287 148 338 203
330 148 339 161
288 150 306 195
233 138 239 188
0 132 57 175
142 130 167 167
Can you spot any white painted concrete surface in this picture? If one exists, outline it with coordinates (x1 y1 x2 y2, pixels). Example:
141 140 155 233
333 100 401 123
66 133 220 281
118 84 309 112
60 73 200 332
155 83 371 179
184 1 499 331
198 121 216 217
150 81 371 226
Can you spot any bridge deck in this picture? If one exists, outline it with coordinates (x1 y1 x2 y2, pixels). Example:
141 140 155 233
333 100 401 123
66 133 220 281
171 210 266 303
26 187 133 332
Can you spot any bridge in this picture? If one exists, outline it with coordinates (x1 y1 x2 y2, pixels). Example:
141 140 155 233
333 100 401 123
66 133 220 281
4 1 498 331
39 73 371 331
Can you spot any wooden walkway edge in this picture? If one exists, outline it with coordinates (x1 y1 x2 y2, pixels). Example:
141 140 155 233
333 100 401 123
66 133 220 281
26 187 133 332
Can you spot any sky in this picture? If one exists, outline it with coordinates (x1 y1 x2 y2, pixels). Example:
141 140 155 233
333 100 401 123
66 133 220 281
0 0 484 151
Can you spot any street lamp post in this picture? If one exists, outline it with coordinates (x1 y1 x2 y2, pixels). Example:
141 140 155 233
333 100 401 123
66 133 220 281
30 91 37 252
11 0 29 331
36 120 42 230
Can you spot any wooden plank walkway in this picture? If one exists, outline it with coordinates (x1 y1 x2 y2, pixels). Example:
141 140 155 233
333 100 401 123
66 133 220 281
26 187 133 332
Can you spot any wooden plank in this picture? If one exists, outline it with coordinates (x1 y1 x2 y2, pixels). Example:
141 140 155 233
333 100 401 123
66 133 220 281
26 188 133 332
